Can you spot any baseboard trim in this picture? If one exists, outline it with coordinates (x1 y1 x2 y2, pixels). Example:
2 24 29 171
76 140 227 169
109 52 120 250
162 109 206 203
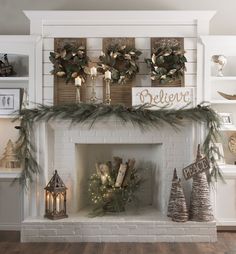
0 223 21 231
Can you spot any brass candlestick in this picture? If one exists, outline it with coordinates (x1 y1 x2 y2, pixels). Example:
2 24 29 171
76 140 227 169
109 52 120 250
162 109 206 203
105 79 111 105
75 85 81 103
90 75 98 103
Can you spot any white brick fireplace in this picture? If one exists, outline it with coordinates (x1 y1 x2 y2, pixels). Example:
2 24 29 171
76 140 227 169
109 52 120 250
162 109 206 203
21 120 217 242
21 11 217 242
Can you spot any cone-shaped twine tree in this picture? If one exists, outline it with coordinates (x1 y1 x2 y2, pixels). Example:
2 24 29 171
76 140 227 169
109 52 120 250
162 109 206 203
172 178 189 222
167 168 179 217
189 145 214 222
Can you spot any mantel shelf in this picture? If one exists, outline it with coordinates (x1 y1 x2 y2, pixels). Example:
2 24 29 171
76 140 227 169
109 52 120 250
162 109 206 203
220 126 236 131
0 77 29 82
210 100 236 104
0 115 18 119
211 76 236 81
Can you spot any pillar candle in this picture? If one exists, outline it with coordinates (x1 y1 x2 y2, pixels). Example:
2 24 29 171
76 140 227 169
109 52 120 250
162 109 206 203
90 67 97 76
75 76 82 86
56 195 60 212
105 70 112 80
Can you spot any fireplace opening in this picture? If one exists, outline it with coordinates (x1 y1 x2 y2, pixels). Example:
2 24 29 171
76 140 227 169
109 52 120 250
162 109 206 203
75 143 162 215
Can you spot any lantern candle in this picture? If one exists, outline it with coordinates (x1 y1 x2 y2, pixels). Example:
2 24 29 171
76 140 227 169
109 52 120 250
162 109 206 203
46 193 50 211
56 195 60 212
44 170 68 220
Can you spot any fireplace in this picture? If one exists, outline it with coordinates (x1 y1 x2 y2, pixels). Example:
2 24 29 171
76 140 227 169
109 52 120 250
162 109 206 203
75 143 161 212
21 10 217 242
21 120 217 242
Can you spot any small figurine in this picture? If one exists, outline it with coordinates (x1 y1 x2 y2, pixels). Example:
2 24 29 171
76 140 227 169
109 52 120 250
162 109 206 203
0 54 15 77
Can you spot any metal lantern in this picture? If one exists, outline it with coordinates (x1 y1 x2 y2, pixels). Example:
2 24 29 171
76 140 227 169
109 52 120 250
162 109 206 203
44 170 68 220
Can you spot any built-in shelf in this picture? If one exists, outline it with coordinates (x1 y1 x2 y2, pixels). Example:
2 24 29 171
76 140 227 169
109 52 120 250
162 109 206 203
0 77 29 82
211 76 236 81
0 169 22 179
219 164 236 177
0 115 18 119
210 100 236 104
220 126 236 131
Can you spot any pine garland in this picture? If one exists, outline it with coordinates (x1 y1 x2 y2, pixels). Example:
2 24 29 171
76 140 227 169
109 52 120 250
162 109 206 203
14 103 222 186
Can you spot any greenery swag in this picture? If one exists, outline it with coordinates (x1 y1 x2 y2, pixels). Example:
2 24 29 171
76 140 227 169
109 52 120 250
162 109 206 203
14 103 221 186
49 44 89 83
145 39 187 84
97 44 142 84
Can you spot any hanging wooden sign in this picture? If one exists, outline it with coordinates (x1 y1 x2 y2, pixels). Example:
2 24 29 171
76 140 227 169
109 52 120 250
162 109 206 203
182 157 210 180
132 87 194 109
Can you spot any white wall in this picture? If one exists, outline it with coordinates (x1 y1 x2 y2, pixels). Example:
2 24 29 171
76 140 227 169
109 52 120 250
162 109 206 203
0 0 235 35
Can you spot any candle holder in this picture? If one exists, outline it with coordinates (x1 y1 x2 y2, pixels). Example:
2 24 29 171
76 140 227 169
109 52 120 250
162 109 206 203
90 75 98 103
75 85 81 103
104 79 111 105
44 170 68 220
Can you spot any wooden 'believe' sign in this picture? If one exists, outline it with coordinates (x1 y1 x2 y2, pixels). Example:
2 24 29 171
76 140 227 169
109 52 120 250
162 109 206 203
132 87 194 109
182 157 210 180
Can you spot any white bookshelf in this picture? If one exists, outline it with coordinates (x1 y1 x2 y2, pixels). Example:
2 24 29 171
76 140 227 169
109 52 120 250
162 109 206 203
0 77 29 82
201 36 236 227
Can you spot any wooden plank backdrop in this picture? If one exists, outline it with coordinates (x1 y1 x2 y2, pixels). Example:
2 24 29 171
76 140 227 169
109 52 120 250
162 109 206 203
54 38 87 105
102 38 135 107
42 37 197 106
151 37 185 87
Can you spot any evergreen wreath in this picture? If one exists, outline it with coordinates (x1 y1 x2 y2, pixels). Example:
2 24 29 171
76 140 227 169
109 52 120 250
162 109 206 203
145 39 187 84
97 44 142 84
14 103 222 187
49 44 89 83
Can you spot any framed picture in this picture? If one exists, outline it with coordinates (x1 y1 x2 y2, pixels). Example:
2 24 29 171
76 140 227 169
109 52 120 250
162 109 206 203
212 143 225 165
0 89 20 115
218 113 233 125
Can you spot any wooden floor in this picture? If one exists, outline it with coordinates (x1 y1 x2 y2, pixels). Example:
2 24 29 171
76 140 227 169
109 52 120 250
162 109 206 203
0 231 236 254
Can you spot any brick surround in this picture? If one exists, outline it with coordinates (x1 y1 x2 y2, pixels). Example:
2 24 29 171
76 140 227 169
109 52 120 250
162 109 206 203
21 120 217 242
21 208 217 242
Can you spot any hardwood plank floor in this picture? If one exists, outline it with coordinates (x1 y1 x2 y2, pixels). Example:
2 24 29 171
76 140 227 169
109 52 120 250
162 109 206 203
0 232 236 254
